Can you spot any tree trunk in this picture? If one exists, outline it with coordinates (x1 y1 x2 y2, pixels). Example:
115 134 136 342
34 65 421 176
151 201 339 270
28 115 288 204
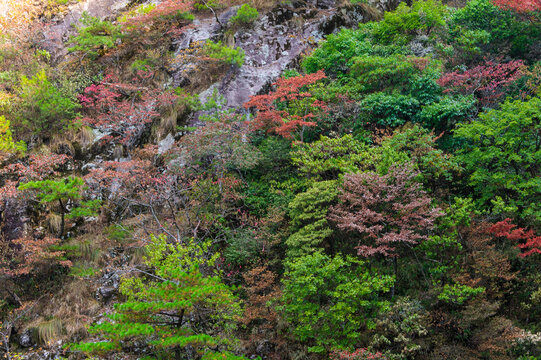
58 199 65 238
391 257 398 298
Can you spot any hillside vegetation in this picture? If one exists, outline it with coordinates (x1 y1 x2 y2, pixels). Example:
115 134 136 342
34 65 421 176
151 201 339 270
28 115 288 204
0 0 540 359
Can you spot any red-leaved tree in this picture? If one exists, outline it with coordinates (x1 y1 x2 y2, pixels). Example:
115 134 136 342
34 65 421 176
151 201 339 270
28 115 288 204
1 237 71 277
84 158 164 202
0 154 71 278
124 0 194 37
117 0 197 54
438 60 526 107
489 218 541 257
0 153 70 205
492 0 541 12
330 348 386 360
78 72 177 147
329 163 442 287
244 71 328 141
241 265 284 359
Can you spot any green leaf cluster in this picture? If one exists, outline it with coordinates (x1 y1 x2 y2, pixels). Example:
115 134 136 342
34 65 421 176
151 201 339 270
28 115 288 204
0 115 26 156
350 55 416 93
417 95 475 131
374 124 461 184
204 41 245 67
437 283 485 305
286 181 339 260
371 0 448 45
19 176 84 205
302 27 407 77
68 12 123 60
291 134 372 180
454 96 541 224
16 70 79 137
70 234 243 358
359 92 420 127
230 4 259 26
449 0 538 58
281 252 394 353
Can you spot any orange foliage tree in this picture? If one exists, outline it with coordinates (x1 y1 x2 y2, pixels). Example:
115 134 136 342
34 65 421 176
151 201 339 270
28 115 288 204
244 71 327 141
492 0 541 12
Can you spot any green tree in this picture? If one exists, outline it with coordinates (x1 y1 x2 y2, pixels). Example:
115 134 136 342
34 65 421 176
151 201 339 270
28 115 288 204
350 55 416 93
70 235 244 359
454 96 541 224
286 181 339 259
68 12 122 59
18 176 85 238
280 251 394 354
291 134 372 180
449 0 536 59
417 95 475 132
204 41 245 67
0 115 25 156
375 124 461 188
301 26 408 77
230 4 259 26
371 0 448 45
16 70 79 138
358 92 420 128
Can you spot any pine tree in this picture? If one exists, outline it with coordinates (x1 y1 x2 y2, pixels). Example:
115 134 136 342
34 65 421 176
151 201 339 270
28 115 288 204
18 176 85 238
70 235 245 360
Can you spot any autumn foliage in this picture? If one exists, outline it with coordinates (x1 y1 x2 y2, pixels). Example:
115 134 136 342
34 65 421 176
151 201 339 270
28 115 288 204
244 71 327 140
2 236 71 277
330 348 387 360
0 0 39 40
492 0 541 12
329 163 442 258
438 60 526 107
1 0 541 358
78 72 177 146
241 265 283 357
490 218 541 257
0 153 69 204
123 0 194 38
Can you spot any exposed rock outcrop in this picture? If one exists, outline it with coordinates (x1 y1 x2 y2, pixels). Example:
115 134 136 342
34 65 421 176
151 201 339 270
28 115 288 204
172 1 376 109
39 0 130 62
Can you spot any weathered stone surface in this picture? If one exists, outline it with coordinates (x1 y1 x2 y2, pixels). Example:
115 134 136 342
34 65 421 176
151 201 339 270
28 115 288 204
39 0 130 62
18 329 35 348
410 35 434 57
158 133 175 155
172 1 375 110
368 0 404 12
95 270 121 302
1 199 28 241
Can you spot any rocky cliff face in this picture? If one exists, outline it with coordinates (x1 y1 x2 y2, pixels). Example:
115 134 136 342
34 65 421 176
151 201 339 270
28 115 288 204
38 0 389 157
41 0 391 110
40 0 130 62
172 1 369 109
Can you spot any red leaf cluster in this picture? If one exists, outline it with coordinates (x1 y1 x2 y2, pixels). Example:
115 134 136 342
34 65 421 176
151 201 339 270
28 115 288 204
438 60 526 107
3 237 71 276
0 154 71 276
85 158 167 202
329 163 442 258
330 348 387 360
244 71 327 140
79 73 177 146
0 154 70 203
489 218 541 257
492 0 541 12
124 0 194 36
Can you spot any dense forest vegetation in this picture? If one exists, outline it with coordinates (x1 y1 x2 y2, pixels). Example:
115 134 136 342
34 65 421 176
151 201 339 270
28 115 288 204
0 0 540 359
